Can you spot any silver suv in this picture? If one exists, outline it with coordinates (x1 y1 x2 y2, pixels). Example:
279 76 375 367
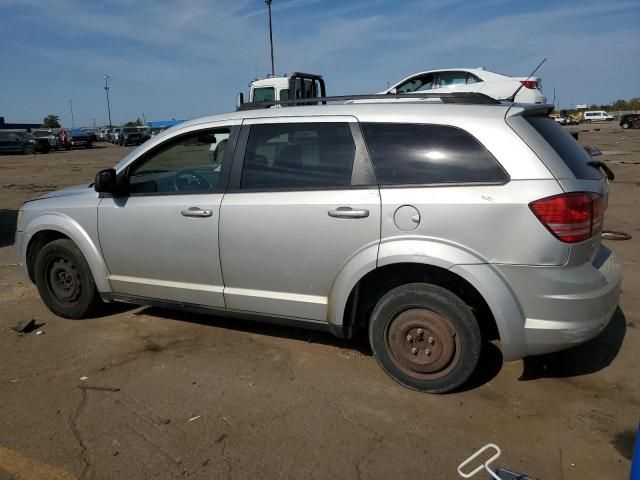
14 97 622 393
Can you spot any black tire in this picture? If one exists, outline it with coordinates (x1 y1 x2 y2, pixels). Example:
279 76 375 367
34 239 103 319
622 122 630 129
369 283 481 393
23 144 34 155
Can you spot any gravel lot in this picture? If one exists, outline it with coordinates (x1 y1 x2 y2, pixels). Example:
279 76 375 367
0 125 638 479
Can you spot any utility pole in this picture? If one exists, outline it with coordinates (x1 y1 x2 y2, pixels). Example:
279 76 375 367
69 99 75 128
265 0 275 76
104 75 113 128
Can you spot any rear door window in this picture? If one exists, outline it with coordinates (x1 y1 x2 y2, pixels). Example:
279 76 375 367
437 71 469 87
361 123 508 185
525 116 601 180
241 122 356 189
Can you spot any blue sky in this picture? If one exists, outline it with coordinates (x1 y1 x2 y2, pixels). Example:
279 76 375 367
1 0 638 127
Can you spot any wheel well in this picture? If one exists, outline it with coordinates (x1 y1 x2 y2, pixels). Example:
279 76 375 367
343 263 499 341
26 230 70 282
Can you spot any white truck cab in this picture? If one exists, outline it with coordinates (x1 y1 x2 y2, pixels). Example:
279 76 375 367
238 72 326 109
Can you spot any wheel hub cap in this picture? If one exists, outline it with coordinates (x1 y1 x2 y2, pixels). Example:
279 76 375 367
386 308 460 379
47 258 81 303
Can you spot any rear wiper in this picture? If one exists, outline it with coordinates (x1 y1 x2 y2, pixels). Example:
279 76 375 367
587 160 615 181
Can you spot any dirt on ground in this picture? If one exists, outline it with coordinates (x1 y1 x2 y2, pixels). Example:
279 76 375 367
0 125 638 480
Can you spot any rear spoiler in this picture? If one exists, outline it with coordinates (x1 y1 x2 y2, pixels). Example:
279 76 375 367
505 104 554 118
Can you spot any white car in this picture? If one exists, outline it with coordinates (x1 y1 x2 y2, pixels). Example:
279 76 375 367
382 68 545 104
583 111 614 123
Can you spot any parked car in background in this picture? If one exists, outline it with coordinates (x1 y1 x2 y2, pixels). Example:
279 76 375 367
382 68 545 104
15 96 620 394
118 127 144 146
84 130 98 142
59 128 92 149
0 131 37 154
110 128 122 144
32 129 60 150
16 132 50 153
553 115 569 126
582 111 614 123
136 126 151 143
620 113 640 129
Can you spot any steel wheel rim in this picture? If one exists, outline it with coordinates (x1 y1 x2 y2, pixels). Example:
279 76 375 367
385 308 461 380
46 257 81 304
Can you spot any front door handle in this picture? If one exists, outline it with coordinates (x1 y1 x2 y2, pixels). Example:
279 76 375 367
181 207 213 218
328 207 370 219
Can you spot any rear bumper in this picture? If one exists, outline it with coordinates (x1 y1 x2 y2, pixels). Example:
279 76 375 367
495 245 622 358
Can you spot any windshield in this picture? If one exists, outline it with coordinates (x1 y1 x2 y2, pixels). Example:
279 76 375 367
123 128 138 133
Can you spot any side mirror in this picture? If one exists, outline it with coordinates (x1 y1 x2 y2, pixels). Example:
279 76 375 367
94 168 117 194
236 92 244 110
388 87 398 95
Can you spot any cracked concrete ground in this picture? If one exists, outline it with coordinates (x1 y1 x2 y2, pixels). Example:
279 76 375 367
0 126 639 479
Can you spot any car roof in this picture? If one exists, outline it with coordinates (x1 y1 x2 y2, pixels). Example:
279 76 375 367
174 101 550 129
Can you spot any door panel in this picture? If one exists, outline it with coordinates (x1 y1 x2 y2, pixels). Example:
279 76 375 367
220 189 380 320
219 119 380 322
97 124 237 307
99 194 224 306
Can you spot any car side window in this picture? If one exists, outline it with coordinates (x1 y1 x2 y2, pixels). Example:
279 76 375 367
466 73 481 84
127 128 230 194
396 74 434 93
437 71 469 87
361 123 508 185
240 122 356 190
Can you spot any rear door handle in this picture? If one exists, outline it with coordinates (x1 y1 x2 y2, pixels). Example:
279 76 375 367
328 207 370 219
181 207 213 218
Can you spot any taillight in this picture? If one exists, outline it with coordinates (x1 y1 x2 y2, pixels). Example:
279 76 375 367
529 192 604 243
520 80 538 89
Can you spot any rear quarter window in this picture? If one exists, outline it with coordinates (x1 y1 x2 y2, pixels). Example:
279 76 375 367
525 116 601 180
361 123 508 185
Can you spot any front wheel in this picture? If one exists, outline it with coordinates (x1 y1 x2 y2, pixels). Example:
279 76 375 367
622 122 630 129
369 283 481 393
34 239 103 319
23 144 34 155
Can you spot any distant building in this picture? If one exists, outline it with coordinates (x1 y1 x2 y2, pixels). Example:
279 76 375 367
146 119 187 128
0 116 40 131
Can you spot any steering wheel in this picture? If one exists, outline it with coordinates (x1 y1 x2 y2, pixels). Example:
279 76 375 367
173 168 211 192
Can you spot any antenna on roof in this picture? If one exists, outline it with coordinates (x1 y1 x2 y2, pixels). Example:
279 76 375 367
503 57 547 103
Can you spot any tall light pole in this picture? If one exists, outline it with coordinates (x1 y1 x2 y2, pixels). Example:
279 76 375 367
265 0 275 76
104 75 112 128
69 99 75 128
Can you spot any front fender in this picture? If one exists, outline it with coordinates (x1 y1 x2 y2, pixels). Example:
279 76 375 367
24 213 111 293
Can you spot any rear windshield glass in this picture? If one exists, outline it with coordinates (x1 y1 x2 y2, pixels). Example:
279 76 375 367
525 116 601 180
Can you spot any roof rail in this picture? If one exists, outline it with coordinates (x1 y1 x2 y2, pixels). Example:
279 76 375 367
236 92 501 111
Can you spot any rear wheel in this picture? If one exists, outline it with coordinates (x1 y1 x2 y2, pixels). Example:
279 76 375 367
622 122 630 129
369 283 481 393
34 239 103 319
